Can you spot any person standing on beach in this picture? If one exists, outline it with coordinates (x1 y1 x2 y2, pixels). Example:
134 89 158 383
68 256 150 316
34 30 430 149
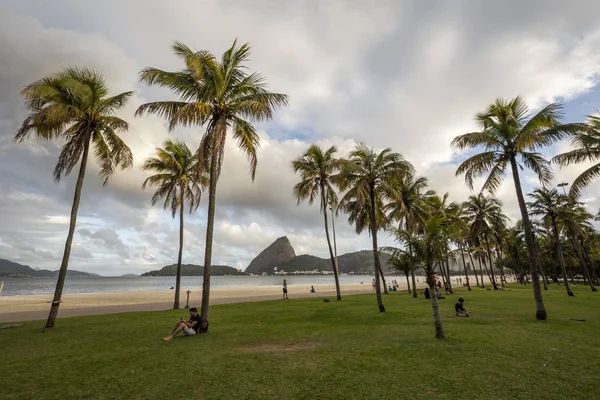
163 307 201 341
283 279 289 299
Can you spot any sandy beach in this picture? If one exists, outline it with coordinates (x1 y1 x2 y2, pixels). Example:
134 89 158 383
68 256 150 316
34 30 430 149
0 276 497 323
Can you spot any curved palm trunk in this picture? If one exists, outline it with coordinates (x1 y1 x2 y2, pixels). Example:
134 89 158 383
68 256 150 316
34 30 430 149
173 190 185 309
321 187 342 301
404 269 411 293
378 262 389 294
468 251 480 287
550 215 574 297
483 231 497 289
510 156 547 320
459 245 472 291
46 141 90 328
426 271 445 338
369 185 385 312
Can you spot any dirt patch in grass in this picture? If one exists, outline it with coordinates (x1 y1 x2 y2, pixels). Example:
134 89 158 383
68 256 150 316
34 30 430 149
243 342 320 353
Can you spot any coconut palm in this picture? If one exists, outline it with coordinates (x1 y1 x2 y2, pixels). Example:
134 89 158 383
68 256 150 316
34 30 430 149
387 215 448 338
462 193 507 289
337 143 413 312
136 41 288 332
142 140 208 308
452 97 584 320
385 173 434 297
553 113 600 197
292 145 342 300
15 67 133 328
527 188 574 296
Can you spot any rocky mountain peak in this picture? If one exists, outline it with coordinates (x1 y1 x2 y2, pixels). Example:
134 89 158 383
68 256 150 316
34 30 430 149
245 236 296 273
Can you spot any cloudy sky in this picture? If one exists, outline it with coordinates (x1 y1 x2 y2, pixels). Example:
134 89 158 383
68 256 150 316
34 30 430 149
1 0 600 275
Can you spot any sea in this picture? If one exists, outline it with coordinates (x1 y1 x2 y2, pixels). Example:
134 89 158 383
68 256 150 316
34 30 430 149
0 275 419 296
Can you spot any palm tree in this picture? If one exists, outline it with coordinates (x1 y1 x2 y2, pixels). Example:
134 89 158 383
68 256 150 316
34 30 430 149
452 97 583 320
462 194 507 289
386 254 413 294
292 145 342 300
142 140 207 308
136 41 288 332
553 113 600 197
387 215 448 338
337 143 413 312
15 67 133 328
385 173 434 297
527 188 574 296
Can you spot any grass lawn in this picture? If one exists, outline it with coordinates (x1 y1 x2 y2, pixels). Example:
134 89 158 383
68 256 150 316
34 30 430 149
1 284 599 400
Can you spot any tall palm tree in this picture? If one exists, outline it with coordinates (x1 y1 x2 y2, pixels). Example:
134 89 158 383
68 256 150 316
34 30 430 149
292 144 342 300
387 215 448 338
15 67 133 328
337 143 413 312
136 41 288 332
452 97 583 320
142 140 207 308
527 188 575 296
553 112 600 197
462 193 507 289
385 173 433 297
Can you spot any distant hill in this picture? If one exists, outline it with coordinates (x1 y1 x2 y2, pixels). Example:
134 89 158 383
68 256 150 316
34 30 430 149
0 258 97 278
120 274 139 278
243 238 394 275
140 264 246 277
245 236 296 274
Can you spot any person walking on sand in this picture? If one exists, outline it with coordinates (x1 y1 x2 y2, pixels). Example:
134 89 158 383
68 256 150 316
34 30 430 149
163 307 201 341
283 279 289 299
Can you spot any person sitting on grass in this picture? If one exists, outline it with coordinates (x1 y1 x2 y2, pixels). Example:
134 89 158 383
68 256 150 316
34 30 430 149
455 298 470 317
163 307 201 341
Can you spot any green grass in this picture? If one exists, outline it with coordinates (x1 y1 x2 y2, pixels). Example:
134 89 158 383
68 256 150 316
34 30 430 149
1 284 599 400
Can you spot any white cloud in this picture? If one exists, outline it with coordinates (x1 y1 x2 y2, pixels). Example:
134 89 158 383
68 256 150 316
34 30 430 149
1 1 600 274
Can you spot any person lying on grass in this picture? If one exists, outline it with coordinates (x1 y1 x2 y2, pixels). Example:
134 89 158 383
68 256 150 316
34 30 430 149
163 307 201 341
455 298 470 317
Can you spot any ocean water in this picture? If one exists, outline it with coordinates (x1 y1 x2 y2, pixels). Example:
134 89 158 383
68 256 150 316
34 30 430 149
0 275 420 296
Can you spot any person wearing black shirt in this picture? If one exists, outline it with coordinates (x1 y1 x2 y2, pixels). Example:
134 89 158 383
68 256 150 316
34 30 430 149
163 307 202 341
455 298 469 317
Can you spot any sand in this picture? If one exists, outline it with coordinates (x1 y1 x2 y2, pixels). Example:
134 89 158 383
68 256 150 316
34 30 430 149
0 275 501 323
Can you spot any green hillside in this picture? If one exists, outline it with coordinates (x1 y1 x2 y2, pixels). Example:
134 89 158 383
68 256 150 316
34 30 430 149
140 264 246 277
272 250 393 274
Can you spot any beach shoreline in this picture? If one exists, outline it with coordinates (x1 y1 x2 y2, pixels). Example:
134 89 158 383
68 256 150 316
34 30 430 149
0 276 499 323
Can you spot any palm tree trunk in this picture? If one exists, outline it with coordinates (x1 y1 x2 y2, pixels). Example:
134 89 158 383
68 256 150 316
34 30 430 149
468 251 480 287
533 239 549 290
45 141 90 329
509 156 547 320
404 269 411 293
572 236 597 292
321 186 342 301
550 215 574 297
477 257 486 288
444 258 453 294
331 205 339 279
459 245 471 291
483 231 497 289
426 270 445 338
199 129 224 333
369 185 385 312
173 190 185 309
406 222 418 297
378 258 388 294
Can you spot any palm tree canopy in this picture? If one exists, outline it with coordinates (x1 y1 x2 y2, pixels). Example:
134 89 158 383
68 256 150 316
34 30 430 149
552 112 600 197
337 142 414 234
15 67 133 184
292 144 339 212
452 96 585 193
136 40 289 180
462 193 508 240
142 139 208 216
384 172 434 232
